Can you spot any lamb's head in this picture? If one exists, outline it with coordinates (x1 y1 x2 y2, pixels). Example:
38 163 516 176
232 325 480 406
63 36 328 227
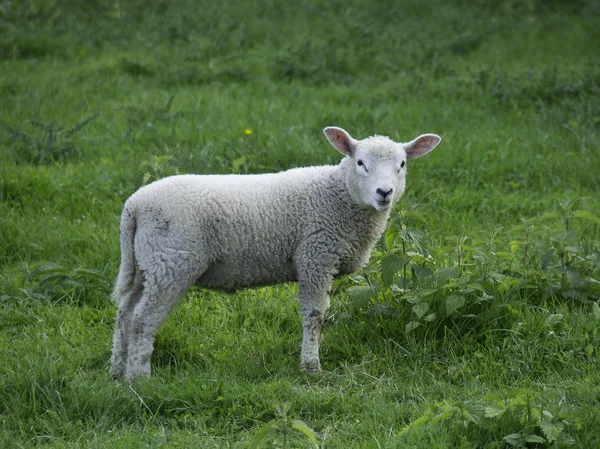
324 126 441 212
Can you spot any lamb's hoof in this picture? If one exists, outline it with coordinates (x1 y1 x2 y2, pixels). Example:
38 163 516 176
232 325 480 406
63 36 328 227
124 363 152 382
109 364 126 381
301 359 322 373
110 371 125 381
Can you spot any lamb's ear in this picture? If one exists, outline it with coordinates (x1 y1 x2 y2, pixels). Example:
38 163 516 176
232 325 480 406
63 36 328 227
323 126 359 156
404 134 441 159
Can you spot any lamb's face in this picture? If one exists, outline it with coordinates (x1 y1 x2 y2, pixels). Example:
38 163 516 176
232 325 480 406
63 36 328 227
351 137 407 211
323 127 441 212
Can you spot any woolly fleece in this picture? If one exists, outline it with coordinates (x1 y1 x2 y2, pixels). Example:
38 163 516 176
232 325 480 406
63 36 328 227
110 127 440 380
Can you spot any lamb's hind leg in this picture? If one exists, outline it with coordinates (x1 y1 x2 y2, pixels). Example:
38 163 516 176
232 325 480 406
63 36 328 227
110 268 144 379
124 257 206 381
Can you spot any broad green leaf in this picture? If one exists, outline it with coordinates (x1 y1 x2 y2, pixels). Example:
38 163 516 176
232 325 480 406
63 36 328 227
467 283 486 292
380 254 405 286
503 433 523 446
399 411 432 436
506 389 530 398
232 156 247 173
525 434 546 443
413 265 433 283
544 313 563 327
422 288 440 297
385 224 400 251
412 302 429 319
484 404 506 418
348 274 368 284
155 155 174 164
540 419 564 443
542 410 553 420
405 321 420 333
465 404 486 426
399 227 425 246
275 402 291 416
292 420 318 448
483 392 503 402
593 302 600 321
446 295 465 315
574 210 600 226
403 293 419 304
510 241 521 253
430 408 456 424
250 421 278 448
348 286 378 309
407 252 425 264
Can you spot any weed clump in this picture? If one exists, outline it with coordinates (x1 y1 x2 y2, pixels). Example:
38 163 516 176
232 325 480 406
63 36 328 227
5 114 99 165
342 201 600 338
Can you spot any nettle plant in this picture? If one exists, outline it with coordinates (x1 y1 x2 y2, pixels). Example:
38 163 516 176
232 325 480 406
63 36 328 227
343 201 600 334
6 114 99 165
139 144 180 186
533 200 600 303
399 389 580 448
249 403 318 449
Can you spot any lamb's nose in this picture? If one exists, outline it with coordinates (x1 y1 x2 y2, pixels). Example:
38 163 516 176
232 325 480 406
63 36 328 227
376 187 393 199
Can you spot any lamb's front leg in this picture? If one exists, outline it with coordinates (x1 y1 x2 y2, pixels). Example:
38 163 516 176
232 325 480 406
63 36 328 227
298 278 331 372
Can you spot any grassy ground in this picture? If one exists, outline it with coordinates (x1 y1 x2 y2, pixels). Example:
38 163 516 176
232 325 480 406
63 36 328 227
1 0 600 447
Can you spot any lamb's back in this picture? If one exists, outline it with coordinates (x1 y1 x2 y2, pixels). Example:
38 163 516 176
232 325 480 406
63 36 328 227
128 165 344 290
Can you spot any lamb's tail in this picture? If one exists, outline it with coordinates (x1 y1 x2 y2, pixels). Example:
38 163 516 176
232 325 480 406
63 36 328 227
112 199 141 308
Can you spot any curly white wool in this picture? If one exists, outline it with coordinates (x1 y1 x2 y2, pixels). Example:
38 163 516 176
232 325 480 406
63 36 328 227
110 126 441 380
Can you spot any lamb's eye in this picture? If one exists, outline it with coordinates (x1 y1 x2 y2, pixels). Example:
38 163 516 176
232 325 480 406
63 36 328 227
357 159 368 171
401 161 406 168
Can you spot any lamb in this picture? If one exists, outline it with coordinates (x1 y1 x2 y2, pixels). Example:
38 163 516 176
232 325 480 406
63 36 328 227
110 126 441 380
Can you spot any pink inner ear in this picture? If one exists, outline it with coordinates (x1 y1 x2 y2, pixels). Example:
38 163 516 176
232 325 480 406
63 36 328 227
331 131 345 145
412 138 434 153
325 127 355 155
406 134 441 159
418 136 439 148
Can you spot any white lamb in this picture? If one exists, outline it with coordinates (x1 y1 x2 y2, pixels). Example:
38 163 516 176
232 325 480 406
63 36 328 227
110 126 441 380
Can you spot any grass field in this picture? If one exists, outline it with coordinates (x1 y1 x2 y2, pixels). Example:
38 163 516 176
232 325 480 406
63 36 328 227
1 0 600 447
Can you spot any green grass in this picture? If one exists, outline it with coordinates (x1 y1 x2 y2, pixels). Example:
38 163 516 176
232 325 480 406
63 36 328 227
1 0 600 447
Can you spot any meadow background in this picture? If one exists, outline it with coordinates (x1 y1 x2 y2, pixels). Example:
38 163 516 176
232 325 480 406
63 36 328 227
1 0 600 447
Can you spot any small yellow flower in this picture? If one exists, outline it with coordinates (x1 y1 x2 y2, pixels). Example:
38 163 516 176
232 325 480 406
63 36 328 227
244 129 253 135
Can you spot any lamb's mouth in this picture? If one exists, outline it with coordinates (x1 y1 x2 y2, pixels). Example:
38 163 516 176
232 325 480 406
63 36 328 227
375 200 391 209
